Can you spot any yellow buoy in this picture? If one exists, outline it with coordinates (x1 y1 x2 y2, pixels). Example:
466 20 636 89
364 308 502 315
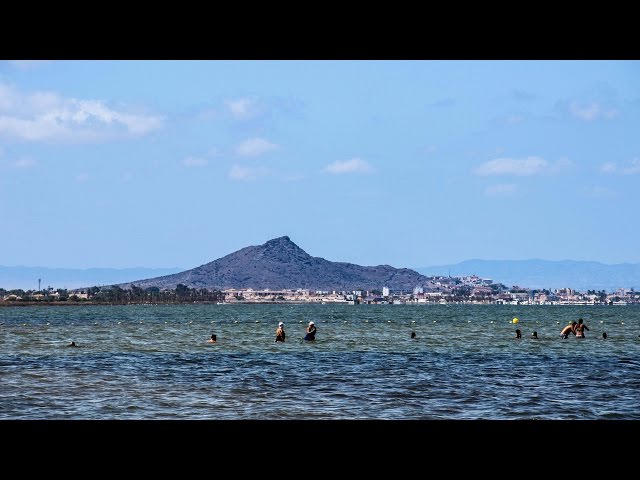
512 317 519 324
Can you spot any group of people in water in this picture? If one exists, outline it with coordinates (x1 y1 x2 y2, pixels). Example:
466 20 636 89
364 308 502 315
275 320 316 342
559 318 591 339
206 320 317 345
515 317 607 340
65 316 627 347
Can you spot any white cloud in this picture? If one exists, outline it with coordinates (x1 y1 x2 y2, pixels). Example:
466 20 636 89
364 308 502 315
600 158 640 175
474 157 547 176
75 173 90 182
7 60 53 70
549 157 575 174
226 97 260 120
229 165 269 181
235 137 279 157
182 156 208 168
484 183 516 196
584 186 616 198
8 158 36 168
0 82 163 143
600 162 616 173
325 158 374 175
569 101 618 122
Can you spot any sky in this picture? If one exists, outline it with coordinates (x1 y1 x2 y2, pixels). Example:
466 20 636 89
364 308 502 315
0 60 639 270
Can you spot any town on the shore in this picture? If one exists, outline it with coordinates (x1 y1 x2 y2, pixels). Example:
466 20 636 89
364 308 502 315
1 274 638 305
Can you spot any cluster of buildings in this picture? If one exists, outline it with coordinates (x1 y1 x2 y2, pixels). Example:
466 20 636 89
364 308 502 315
2 274 639 305
222 276 639 305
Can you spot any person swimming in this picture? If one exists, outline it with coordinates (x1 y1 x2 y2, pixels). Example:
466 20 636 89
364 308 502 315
67 341 78 347
515 329 522 339
602 332 607 339
560 322 577 339
531 331 538 339
304 321 316 341
207 334 217 343
411 331 417 339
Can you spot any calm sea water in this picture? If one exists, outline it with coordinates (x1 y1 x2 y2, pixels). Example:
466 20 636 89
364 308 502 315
1 304 638 419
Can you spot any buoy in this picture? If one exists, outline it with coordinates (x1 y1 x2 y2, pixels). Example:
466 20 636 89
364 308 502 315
600 321 604 324
433 320 437 323
299 321 303 323
411 320 416 324
234 320 238 324
255 320 259 323
512 317 519 324
556 321 560 324
344 321 348 323
468 320 471 323
46 322 50 325
387 320 391 323
365 320 369 323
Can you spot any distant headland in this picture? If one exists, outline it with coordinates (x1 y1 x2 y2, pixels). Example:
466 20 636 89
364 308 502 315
1 236 639 305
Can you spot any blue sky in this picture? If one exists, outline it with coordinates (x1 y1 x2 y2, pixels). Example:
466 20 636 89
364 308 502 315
1 60 638 270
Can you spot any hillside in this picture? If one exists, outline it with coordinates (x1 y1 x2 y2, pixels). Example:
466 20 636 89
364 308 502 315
121 236 428 291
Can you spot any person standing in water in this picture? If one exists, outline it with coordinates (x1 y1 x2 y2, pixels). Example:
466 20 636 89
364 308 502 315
575 318 589 338
304 321 316 341
275 322 286 342
560 321 577 339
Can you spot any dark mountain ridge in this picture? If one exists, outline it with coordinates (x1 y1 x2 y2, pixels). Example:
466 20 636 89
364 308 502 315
121 236 428 291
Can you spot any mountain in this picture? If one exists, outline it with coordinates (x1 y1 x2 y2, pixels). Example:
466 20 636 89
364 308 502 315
0 266 183 291
416 259 640 291
121 236 428 291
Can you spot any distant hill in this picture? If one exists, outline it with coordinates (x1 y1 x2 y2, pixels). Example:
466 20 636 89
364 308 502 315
120 236 429 291
416 259 640 291
0 266 183 291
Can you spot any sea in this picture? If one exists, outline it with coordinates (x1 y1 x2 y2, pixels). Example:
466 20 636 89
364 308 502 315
1 304 639 419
